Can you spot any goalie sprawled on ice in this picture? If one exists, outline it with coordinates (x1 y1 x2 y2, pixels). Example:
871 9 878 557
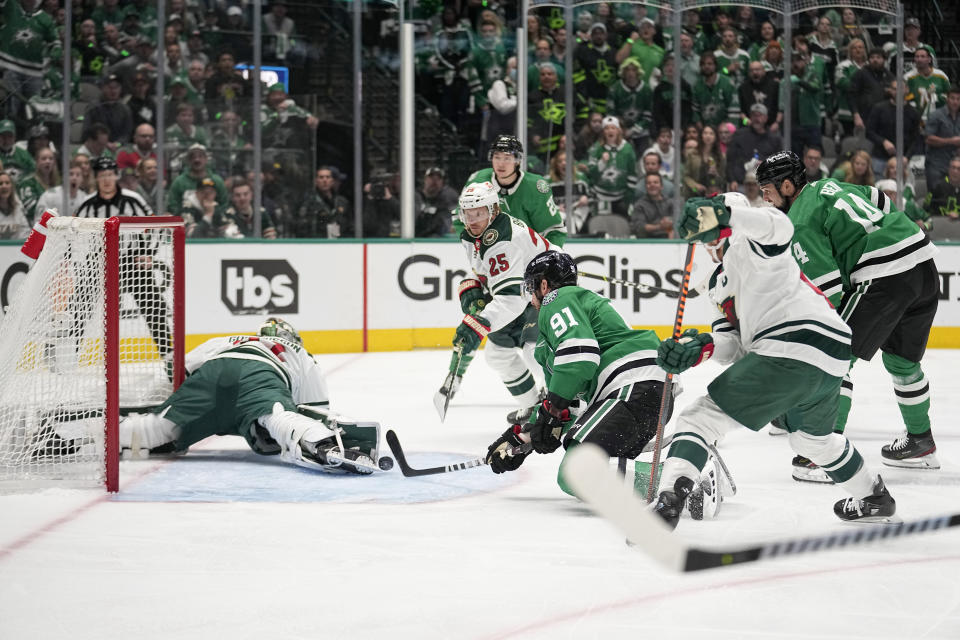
120 318 387 475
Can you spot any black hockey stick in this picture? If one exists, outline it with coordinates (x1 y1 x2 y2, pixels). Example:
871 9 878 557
385 429 532 477
577 271 682 297
566 444 960 572
647 243 697 502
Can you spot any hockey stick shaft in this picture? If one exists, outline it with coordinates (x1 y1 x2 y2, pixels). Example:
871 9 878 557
385 429 532 477
566 444 960 573
646 243 697 503
685 514 960 571
577 271 681 297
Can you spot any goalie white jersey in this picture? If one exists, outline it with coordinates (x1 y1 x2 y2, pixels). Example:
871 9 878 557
706 194 852 378
185 335 329 407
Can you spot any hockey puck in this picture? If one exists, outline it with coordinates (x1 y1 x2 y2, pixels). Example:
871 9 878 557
378 456 394 471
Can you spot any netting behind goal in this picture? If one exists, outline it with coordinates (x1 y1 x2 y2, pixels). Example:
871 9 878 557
0 216 184 492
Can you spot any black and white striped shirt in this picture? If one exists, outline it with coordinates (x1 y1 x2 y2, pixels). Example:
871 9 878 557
74 188 153 219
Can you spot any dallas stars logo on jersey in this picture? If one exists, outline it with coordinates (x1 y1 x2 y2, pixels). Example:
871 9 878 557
539 99 566 125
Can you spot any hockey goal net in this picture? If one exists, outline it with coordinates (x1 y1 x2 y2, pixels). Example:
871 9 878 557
0 216 184 492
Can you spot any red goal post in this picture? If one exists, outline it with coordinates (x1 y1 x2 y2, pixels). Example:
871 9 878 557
0 216 184 493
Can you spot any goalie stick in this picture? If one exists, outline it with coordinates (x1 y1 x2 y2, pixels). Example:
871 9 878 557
385 429 532 477
565 444 960 572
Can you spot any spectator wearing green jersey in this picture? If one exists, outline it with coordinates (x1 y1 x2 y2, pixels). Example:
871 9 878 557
0 119 36 183
585 115 637 218
606 57 653 154
692 52 739 131
904 46 951 125
615 17 663 83
713 26 750 85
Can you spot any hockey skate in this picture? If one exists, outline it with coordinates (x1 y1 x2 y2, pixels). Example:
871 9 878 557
833 475 898 523
881 431 940 470
768 417 788 436
506 388 546 424
653 476 696 530
791 455 834 484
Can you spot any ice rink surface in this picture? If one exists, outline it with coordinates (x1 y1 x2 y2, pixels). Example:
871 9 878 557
2 348 959 639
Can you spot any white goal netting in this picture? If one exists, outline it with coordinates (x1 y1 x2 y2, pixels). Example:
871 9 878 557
0 217 182 490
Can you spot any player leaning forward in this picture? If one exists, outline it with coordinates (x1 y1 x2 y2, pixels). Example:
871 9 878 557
485 251 676 497
757 151 940 471
120 318 384 475
446 181 556 421
652 194 896 527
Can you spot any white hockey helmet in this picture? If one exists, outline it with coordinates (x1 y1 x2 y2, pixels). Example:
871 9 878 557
458 181 500 235
259 316 302 344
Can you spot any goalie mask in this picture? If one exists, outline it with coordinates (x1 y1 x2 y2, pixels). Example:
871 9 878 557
259 317 302 344
459 181 500 237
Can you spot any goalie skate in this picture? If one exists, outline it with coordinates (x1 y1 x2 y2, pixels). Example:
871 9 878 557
300 438 377 475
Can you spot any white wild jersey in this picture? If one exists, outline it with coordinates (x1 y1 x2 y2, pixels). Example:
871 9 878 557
706 194 852 378
460 212 553 331
184 335 329 406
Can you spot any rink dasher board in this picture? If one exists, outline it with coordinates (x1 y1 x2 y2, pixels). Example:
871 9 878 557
1 240 959 352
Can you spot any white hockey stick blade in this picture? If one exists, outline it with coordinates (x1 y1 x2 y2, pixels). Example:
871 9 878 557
567 444 960 572
565 444 687 571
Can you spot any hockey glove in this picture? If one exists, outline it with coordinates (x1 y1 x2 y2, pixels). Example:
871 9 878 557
677 197 731 243
458 278 492 316
486 425 530 473
529 393 571 454
454 314 490 352
657 328 715 374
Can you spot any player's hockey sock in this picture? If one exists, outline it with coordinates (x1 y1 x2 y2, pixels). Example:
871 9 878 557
882 352 931 435
833 374 853 433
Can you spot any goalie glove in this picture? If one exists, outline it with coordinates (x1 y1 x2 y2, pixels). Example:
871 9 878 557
486 425 530 474
529 393 571 454
677 196 731 243
454 314 490 352
656 328 715 374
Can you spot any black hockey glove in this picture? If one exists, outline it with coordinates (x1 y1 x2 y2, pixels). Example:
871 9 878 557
529 393 571 454
678 196 731 243
485 425 530 474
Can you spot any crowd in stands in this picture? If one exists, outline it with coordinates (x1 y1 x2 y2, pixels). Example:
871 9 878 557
406 3 960 238
1 0 327 239
2 1 959 240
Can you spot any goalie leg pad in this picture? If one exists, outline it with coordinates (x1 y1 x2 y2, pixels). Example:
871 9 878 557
120 412 180 457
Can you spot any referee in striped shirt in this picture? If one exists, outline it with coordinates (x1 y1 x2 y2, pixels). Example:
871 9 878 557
73 156 173 370
75 156 153 218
